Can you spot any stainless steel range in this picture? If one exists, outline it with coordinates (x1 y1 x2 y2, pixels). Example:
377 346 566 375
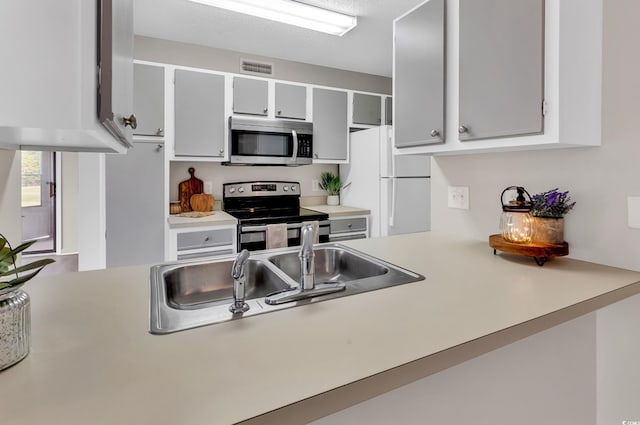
223 181 330 252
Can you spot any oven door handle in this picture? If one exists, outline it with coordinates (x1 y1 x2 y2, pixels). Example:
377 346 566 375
291 129 298 162
242 220 329 233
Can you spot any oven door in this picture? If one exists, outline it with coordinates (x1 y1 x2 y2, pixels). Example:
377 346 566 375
239 221 330 251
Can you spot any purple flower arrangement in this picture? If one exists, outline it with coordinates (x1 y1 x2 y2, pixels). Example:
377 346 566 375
531 188 576 218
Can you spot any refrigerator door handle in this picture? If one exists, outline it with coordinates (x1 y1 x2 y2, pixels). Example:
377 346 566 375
389 178 397 227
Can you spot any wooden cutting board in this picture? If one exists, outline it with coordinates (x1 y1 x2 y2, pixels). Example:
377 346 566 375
179 167 203 212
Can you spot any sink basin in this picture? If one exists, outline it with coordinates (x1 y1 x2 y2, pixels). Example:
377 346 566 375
165 259 291 310
268 246 389 284
150 243 424 334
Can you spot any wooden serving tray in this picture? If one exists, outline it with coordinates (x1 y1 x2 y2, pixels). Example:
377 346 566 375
489 234 569 266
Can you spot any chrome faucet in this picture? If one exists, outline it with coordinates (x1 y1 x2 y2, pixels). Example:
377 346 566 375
229 249 250 314
264 225 345 305
299 223 315 291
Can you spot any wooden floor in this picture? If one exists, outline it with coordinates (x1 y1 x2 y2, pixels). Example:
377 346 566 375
23 253 78 276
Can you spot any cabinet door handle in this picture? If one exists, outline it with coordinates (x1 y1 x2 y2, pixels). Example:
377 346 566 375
155 144 163 153
123 114 137 130
156 128 164 136
277 110 282 115
458 125 469 134
219 148 224 155
430 129 440 138
263 108 268 114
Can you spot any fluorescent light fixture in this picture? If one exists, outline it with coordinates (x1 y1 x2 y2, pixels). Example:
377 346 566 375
188 0 358 36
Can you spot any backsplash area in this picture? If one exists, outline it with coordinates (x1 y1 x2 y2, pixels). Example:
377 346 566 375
169 162 338 201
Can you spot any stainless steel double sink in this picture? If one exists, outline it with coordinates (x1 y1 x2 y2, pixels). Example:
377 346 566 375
150 243 424 334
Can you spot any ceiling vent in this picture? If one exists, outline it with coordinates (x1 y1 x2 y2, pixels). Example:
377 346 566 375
240 59 274 76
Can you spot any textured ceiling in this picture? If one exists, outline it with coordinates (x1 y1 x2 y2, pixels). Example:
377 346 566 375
133 0 424 77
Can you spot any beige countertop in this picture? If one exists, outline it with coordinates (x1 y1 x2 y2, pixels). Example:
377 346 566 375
305 204 371 217
167 210 237 228
2 232 640 424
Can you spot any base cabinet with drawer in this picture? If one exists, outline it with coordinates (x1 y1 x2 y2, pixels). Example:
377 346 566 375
169 225 237 261
328 215 369 242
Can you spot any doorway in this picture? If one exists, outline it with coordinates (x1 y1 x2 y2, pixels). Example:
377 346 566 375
21 151 56 253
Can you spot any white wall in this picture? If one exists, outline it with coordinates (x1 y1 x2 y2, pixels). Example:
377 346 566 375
431 1 640 272
597 293 640 425
135 36 392 95
76 153 106 271
429 1 640 424
313 313 596 425
0 150 22 250
169 163 337 202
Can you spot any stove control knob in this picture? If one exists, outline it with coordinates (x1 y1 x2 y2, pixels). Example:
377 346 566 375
238 187 245 193
229 187 236 194
290 185 297 192
283 186 289 192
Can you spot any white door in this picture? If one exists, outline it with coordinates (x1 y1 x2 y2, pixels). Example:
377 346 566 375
21 151 56 253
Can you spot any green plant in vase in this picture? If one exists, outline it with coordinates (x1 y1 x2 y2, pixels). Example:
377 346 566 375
1 233 54 292
1 233 54 370
530 189 576 244
319 172 342 206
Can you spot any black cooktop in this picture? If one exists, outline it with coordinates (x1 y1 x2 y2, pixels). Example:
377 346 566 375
222 181 328 225
225 207 328 225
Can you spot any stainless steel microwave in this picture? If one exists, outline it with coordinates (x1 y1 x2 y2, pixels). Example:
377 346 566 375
226 117 313 166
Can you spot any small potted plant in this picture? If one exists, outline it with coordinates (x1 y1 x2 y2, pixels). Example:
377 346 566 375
0 233 54 370
530 188 576 244
319 172 342 206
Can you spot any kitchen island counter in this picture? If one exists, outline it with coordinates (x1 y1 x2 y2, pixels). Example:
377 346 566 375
1 232 640 424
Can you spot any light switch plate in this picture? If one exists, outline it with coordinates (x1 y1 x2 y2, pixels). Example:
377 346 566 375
204 181 213 195
312 180 321 192
448 186 470 210
628 196 640 228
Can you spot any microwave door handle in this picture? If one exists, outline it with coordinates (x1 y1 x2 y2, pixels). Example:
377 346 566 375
291 130 298 162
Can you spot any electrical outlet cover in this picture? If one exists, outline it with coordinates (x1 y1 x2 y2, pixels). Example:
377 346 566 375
448 186 470 210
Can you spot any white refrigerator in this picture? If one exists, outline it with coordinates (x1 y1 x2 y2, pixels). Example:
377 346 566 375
340 126 430 238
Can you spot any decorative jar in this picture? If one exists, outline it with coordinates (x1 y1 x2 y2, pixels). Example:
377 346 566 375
499 186 535 244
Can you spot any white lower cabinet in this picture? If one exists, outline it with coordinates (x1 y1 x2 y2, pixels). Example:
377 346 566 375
169 225 237 261
328 215 369 242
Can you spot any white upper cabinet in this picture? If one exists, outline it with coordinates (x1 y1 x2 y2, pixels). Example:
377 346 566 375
136 64 388 163
352 93 383 126
394 0 603 155
313 88 349 162
133 63 165 137
0 0 133 153
394 0 446 148
458 0 544 141
174 69 226 158
233 77 269 116
274 83 307 120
